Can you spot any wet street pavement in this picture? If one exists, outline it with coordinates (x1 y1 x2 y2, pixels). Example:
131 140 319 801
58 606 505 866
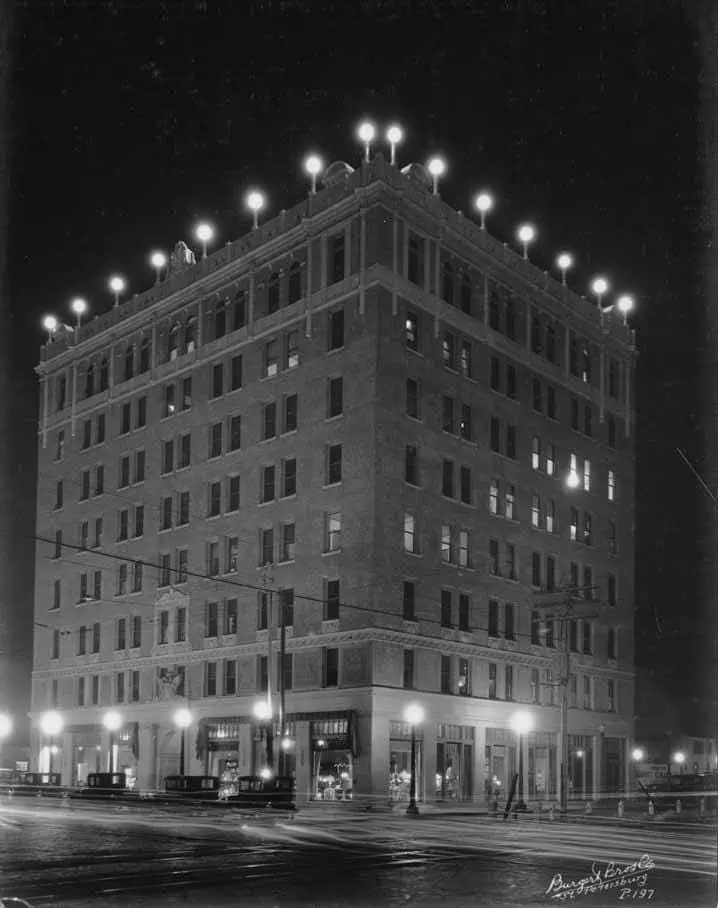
0 800 714 907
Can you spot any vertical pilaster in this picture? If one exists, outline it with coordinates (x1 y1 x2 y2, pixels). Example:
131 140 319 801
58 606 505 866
41 377 48 449
359 210 367 316
391 213 399 316
70 363 77 438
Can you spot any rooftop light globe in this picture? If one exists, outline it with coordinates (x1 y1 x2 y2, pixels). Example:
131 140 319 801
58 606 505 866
253 700 272 721
673 751 685 764
150 251 167 269
617 294 635 314
0 713 11 739
517 224 536 244
173 708 193 730
195 223 213 243
245 190 266 213
427 156 447 178
591 276 609 296
386 124 404 145
631 747 645 762
42 314 58 333
511 710 533 735
40 710 63 737
474 192 494 214
557 253 574 271
357 121 376 143
404 703 425 726
259 767 273 780
304 154 324 177
103 711 122 733
70 297 88 317
109 276 126 294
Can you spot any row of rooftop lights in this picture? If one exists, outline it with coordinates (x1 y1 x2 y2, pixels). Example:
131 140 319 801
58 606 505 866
41 120 635 339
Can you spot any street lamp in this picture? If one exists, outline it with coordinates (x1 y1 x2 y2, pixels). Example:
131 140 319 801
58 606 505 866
386 124 404 166
40 711 63 774
109 275 126 308
556 252 574 286
173 708 193 777
42 314 59 340
0 713 11 768
245 190 266 230
517 223 536 260
103 711 123 773
195 222 214 260
150 251 167 284
631 747 645 762
303 154 324 195
474 192 494 230
253 699 274 775
404 702 424 816
426 156 446 195
357 120 376 162
70 297 88 330
511 710 533 811
590 276 609 308
673 751 686 774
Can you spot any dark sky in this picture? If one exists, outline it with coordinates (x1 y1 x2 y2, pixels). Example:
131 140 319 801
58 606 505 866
9 0 708 730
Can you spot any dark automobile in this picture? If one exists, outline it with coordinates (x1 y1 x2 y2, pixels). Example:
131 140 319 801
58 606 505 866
76 772 138 800
224 775 295 809
9 772 65 797
164 775 221 800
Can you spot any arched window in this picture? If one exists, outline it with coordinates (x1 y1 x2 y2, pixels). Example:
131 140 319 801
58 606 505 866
84 363 95 398
99 357 109 392
168 323 179 361
139 337 150 373
441 261 454 305
268 272 280 314
288 262 301 304
185 317 197 354
124 345 135 381
215 301 226 340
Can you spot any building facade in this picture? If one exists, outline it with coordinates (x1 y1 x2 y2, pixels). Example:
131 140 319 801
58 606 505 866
32 152 636 805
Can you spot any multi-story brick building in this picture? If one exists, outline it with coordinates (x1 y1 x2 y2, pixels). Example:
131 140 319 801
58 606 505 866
32 150 636 805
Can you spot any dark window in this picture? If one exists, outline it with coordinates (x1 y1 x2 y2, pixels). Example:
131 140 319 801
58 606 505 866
327 444 342 485
284 394 298 432
288 262 301 303
584 405 593 437
162 440 174 474
282 458 297 497
440 655 451 694
460 404 472 441
488 600 499 637
232 290 247 330
607 628 616 660
547 385 556 419
325 580 340 620
607 574 617 607
267 272 280 314
179 433 191 468
328 377 343 417
441 589 452 627
405 445 418 485
442 396 454 433
230 415 241 451
258 655 268 692
531 313 542 355
442 459 454 497
403 581 415 621
212 363 224 398
408 233 422 285
208 481 221 517
227 477 240 512
263 402 277 439
139 338 150 372
546 556 556 591
225 599 238 635
329 308 345 350
571 397 580 430
260 528 274 565
531 552 542 587
582 620 592 655
215 302 226 339
209 422 222 459
261 466 275 503
280 588 294 627
403 650 414 689
545 324 556 363
460 466 471 504
460 273 472 314
505 665 514 701
569 620 578 651
505 604 515 640
532 378 542 412
490 417 500 453
137 396 147 428
505 298 517 340
488 663 497 699
231 355 242 391
323 647 339 687
121 403 131 434
330 233 345 284
506 364 517 400
531 611 541 645
458 594 470 631
406 379 419 418
442 261 454 304
82 419 91 449
205 662 217 697
506 425 517 459
608 415 617 449
489 289 501 331
206 602 219 637
490 356 501 391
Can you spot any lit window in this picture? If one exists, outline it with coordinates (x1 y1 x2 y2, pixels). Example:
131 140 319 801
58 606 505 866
442 332 456 370
546 499 556 533
608 468 616 502
570 507 578 541
458 530 470 568
489 480 499 515
505 484 516 520
531 493 540 528
546 443 556 476
532 436 541 470
583 459 591 492
404 513 417 554
441 525 452 563
324 512 341 553
405 311 418 351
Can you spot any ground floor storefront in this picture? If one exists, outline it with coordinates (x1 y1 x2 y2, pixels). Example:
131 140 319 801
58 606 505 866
30 690 634 805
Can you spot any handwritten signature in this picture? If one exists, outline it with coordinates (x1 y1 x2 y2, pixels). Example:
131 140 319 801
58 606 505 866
546 854 655 900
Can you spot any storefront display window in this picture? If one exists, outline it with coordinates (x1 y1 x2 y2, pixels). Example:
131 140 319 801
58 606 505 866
219 758 240 800
311 718 353 800
389 746 421 803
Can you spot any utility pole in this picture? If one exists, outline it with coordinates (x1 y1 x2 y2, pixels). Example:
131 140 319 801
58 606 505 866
278 592 287 777
535 581 601 818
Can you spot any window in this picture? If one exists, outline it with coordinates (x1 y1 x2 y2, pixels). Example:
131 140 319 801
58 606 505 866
531 552 542 587
403 650 414 689
205 663 217 697
284 394 298 433
460 466 471 504
224 659 237 695
583 676 592 710
505 543 517 581
460 273 472 315
260 529 273 566
179 433 191 468
280 523 296 562
460 404 472 441
55 429 65 461
324 512 341 553
225 538 238 574
163 384 176 418
459 340 473 378
608 468 616 502
325 579 340 620
231 291 246 332
608 415 617 449
211 363 224 398
264 339 279 378
570 507 579 541
405 311 418 351
159 496 172 531
82 419 92 450
91 622 100 653
442 331 456 370
80 471 90 501
261 466 275 503
458 530 470 567
208 481 221 517
441 655 452 694
531 493 541 528
569 620 578 651
117 563 127 596
405 445 418 485
53 529 62 559
583 513 593 546
159 552 172 587
133 562 143 593
505 664 514 701
442 261 454 304
161 440 174 475
406 378 420 418
607 628 616 660
224 598 238 635
257 655 268 692
505 484 516 520
206 602 218 637
403 582 415 621
506 364 517 400
286 330 299 369
442 396 454 433
506 425 517 459
545 324 556 363
214 301 227 339
329 308 344 350
80 521 89 550
209 422 222 459
134 450 145 484
532 378 542 412
488 600 499 637
263 402 277 440
582 620 592 654
441 525 453 563
328 378 343 417
571 397 580 430
178 490 190 524
607 679 616 712
278 588 294 628
489 539 500 576
175 607 186 643
177 548 189 584
531 611 541 645
116 673 125 704
546 499 557 533
327 444 342 485
489 480 499 515
570 561 580 590
607 574 617 607
121 403 131 435
267 272 280 314
441 589 452 627
584 405 593 437
116 617 126 651
490 417 500 453
442 459 454 498
531 669 539 703
490 356 501 391
136 396 147 428
547 386 556 419
408 233 422 285
532 436 541 470
531 313 542 355
77 676 86 707
546 555 556 590
288 264 301 305
404 513 418 554
488 663 497 699
93 570 102 600
228 415 241 452
158 611 169 644
131 615 141 649
458 594 470 631
546 443 556 476
330 233 345 284
583 459 591 492
321 644 341 691
179 377 192 412
282 458 297 497
118 455 130 489
207 541 220 576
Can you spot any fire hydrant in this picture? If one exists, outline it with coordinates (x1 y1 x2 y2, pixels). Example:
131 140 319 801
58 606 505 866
617 799 624 819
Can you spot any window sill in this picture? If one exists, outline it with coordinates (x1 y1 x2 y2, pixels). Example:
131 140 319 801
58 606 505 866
404 550 422 558
325 414 344 423
258 499 275 508
279 493 297 502
323 481 342 490
280 428 298 438
321 548 341 557
322 619 340 634
203 637 219 649
277 558 296 566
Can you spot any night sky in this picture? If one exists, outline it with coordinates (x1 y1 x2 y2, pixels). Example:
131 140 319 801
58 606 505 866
8 1 709 733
